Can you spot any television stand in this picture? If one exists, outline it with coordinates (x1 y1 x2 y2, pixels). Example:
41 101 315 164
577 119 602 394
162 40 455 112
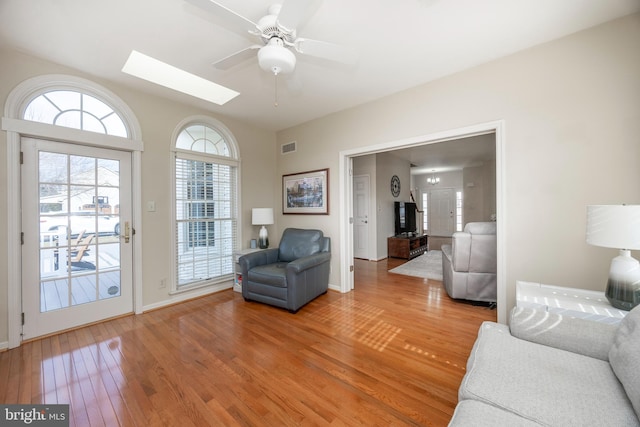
388 234 428 260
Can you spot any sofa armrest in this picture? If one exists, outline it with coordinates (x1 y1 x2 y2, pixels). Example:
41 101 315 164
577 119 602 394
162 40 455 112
441 244 452 261
286 251 331 273
451 232 471 272
509 306 617 361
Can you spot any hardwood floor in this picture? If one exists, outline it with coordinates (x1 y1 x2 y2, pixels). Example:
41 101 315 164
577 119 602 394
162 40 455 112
0 257 496 426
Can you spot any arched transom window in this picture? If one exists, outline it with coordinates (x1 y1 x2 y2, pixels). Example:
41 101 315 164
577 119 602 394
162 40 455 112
176 124 231 156
173 121 239 290
24 90 128 137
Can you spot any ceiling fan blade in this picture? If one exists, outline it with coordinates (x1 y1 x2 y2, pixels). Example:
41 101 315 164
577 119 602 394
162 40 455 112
277 0 322 33
294 38 358 65
212 45 261 70
184 0 258 35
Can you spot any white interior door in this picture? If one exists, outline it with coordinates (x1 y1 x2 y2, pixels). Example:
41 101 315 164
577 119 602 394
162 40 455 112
430 188 456 237
21 137 133 340
353 175 370 259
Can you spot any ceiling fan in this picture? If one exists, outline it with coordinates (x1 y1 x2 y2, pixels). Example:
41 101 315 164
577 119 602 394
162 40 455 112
186 0 358 76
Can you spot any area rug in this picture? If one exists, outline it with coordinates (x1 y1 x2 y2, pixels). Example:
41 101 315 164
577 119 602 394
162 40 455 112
388 250 443 281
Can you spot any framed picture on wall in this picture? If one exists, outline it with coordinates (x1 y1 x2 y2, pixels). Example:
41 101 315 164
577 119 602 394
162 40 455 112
283 168 329 214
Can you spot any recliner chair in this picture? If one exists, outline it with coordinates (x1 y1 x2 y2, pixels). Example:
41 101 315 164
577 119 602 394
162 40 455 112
239 228 331 313
441 222 497 302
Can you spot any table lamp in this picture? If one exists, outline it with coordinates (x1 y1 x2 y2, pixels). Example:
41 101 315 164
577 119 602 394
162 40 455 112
252 208 274 249
586 204 640 310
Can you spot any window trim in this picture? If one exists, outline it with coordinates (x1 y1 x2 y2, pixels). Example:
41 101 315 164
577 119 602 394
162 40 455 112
170 116 241 294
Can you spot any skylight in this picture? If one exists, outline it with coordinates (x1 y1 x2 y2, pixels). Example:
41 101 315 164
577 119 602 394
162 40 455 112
121 50 239 106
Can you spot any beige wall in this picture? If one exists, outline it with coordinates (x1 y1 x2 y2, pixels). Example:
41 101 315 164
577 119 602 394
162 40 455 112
0 49 276 345
463 163 496 223
1 13 638 344
276 14 640 312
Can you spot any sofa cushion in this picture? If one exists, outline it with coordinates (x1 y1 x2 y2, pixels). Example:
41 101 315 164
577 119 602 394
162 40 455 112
448 400 541 427
609 304 640 418
460 322 639 426
278 228 323 262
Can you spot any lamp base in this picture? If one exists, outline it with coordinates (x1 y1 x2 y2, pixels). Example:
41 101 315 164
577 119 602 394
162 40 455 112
258 225 269 249
605 250 640 311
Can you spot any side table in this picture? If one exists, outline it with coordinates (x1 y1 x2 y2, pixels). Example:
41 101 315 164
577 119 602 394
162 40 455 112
516 281 629 324
233 248 264 293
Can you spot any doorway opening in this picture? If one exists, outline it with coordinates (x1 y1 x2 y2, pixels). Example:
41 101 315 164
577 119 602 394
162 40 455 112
340 121 506 323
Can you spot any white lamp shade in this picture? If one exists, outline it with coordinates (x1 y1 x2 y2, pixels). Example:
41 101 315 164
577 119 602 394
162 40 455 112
586 205 640 250
252 208 274 226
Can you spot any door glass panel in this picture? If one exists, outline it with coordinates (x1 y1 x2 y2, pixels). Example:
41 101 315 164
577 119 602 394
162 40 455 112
41 278 69 312
70 155 95 185
38 151 122 312
100 271 121 300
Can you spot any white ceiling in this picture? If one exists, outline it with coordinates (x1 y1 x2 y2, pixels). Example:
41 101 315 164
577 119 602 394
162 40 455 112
403 134 496 175
1 0 638 133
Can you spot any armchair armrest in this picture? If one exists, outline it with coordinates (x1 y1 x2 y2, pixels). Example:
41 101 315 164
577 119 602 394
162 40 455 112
509 307 617 361
286 252 331 273
239 248 279 273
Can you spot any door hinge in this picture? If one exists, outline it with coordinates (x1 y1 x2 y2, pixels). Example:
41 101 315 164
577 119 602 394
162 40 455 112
350 265 354 272
21 232 24 245
21 312 25 326
20 151 23 165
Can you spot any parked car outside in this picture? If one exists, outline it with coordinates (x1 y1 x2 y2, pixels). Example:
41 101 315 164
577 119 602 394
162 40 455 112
40 212 120 237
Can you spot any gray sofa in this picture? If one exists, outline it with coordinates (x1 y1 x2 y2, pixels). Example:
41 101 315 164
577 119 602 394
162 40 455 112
239 228 330 313
442 222 496 302
449 305 640 426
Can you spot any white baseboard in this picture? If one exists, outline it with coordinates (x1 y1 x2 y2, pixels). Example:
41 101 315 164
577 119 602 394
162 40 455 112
0 341 8 351
142 282 232 312
328 283 342 293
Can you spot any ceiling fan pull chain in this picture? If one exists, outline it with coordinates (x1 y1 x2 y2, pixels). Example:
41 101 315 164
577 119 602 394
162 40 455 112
274 72 279 107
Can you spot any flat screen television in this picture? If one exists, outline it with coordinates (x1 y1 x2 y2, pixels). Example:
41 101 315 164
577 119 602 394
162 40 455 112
394 201 417 236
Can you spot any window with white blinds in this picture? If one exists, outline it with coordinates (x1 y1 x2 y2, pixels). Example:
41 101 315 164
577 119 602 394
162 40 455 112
173 121 238 289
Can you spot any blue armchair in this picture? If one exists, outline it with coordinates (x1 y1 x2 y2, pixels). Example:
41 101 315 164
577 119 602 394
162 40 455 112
239 228 331 313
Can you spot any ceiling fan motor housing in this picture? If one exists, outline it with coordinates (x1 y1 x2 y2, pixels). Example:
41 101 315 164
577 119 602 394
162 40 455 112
257 8 296 44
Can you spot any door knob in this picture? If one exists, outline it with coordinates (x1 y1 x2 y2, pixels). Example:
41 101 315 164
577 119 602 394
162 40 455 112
122 221 130 243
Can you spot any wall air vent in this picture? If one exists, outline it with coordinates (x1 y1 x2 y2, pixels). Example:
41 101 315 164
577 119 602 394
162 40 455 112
281 141 297 155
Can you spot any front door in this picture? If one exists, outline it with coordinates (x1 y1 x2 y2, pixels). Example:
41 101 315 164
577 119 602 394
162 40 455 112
21 137 133 340
430 188 456 236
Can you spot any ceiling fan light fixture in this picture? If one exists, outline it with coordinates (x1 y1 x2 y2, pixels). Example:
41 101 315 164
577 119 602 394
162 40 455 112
258 38 296 75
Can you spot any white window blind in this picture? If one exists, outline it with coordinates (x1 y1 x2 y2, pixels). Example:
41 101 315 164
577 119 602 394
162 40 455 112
175 156 237 287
